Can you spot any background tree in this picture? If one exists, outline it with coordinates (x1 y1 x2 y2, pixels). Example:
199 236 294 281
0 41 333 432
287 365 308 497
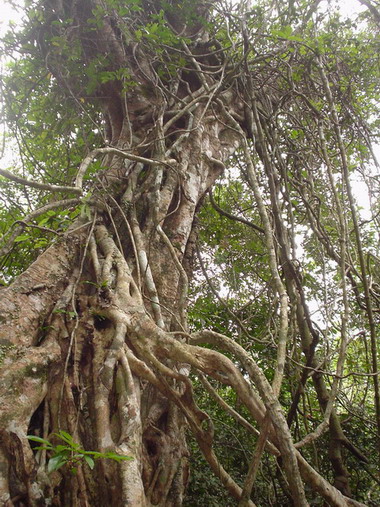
0 0 379 505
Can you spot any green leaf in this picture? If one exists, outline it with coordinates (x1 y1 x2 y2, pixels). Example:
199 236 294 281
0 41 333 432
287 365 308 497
55 430 75 443
27 435 53 448
103 451 133 462
272 25 293 38
47 454 67 473
54 445 72 453
54 430 80 449
34 239 48 249
83 451 103 458
84 455 95 469
14 234 30 243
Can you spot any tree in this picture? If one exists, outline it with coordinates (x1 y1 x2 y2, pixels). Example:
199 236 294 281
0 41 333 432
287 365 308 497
0 0 379 505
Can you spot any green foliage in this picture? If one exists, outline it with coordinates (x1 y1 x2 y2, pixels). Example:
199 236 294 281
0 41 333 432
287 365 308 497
27 431 133 474
0 203 81 282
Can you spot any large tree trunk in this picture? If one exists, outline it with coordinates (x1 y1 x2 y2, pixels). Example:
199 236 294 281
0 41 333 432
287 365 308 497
0 3 244 499
0 96 240 505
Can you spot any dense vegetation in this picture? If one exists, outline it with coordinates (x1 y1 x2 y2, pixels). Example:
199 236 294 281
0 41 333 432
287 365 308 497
0 0 379 505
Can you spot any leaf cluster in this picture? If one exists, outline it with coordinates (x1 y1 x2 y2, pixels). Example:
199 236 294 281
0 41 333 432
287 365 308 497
27 430 133 474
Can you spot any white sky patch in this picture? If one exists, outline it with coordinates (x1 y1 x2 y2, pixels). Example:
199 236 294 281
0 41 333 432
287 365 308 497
0 2 24 36
321 0 367 17
352 143 380 220
354 179 371 220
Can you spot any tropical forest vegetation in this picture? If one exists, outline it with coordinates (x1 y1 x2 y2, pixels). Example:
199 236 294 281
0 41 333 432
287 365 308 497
0 0 379 505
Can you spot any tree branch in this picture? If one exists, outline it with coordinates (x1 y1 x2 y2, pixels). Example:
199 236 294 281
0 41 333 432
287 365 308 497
0 168 82 194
